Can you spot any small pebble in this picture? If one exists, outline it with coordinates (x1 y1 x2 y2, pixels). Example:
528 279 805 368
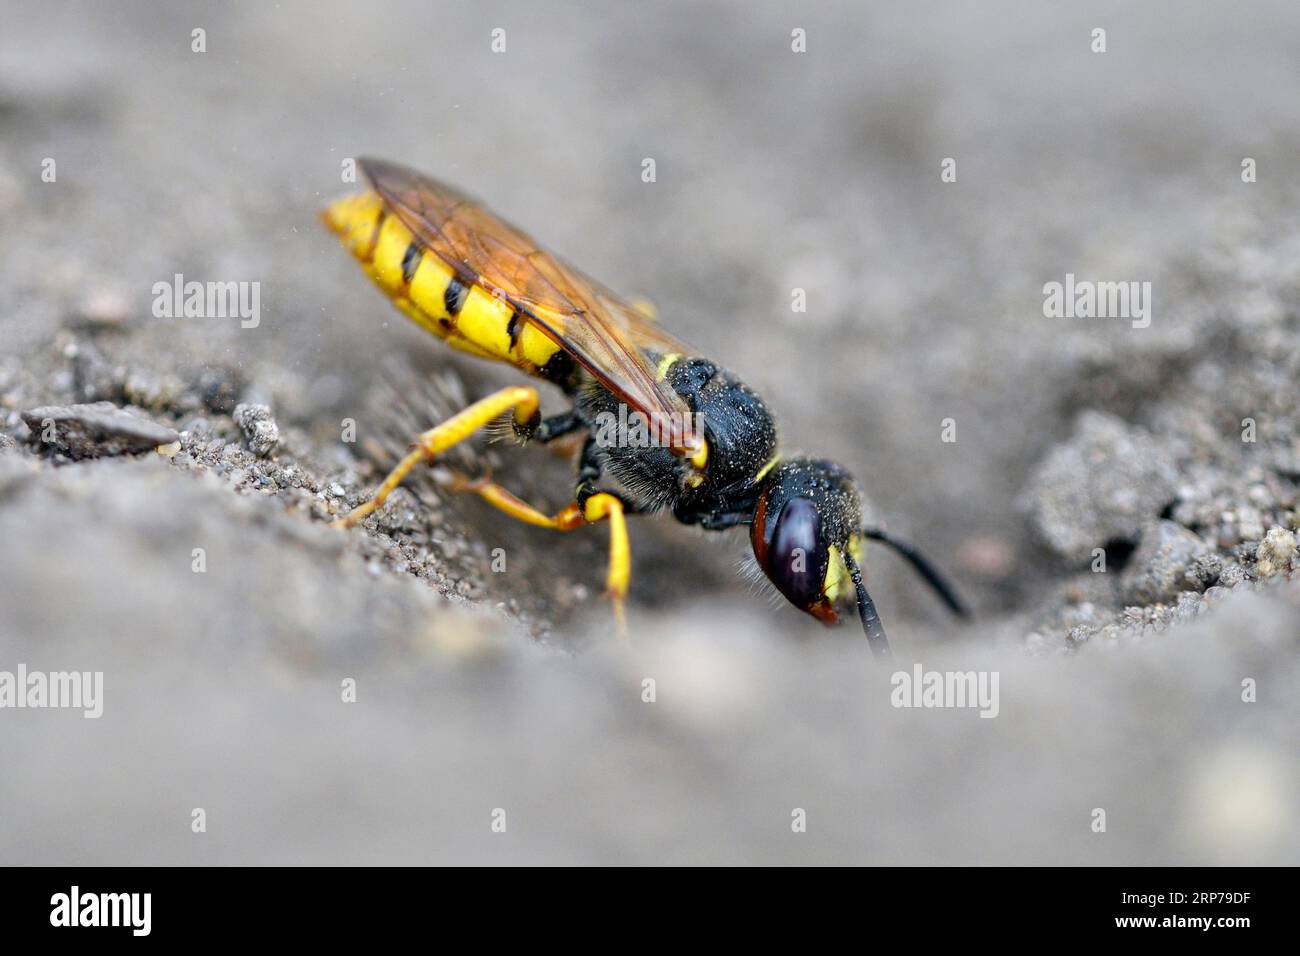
233 402 280 458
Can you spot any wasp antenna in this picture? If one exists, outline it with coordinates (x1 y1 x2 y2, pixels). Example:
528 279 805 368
862 527 971 619
841 550 891 659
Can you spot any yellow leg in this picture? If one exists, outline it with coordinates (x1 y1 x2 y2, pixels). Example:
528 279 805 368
582 492 630 632
444 472 585 531
444 474 631 633
332 385 538 530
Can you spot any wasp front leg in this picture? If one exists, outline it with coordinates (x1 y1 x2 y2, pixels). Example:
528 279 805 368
579 491 631 630
444 478 632 633
571 438 632 629
444 437 634 632
332 385 539 529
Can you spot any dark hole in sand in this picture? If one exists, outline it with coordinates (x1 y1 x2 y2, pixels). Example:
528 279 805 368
1102 537 1138 572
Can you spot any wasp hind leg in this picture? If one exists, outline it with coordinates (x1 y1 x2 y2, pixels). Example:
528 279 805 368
331 385 540 530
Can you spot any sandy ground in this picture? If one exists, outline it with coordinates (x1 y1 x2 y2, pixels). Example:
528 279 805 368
1 0 1297 864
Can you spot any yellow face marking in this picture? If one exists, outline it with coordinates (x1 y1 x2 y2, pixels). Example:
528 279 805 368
824 544 848 604
822 535 864 604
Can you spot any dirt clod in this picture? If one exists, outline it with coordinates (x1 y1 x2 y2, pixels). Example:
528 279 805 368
1025 411 1179 565
1120 520 1213 606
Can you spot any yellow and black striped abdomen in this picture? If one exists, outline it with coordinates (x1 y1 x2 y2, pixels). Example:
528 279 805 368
322 191 563 375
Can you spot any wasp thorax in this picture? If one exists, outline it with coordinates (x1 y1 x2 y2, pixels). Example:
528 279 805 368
662 357 777 493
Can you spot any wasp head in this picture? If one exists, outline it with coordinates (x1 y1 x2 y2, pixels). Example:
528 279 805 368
750 458 865 626
749 457 970 657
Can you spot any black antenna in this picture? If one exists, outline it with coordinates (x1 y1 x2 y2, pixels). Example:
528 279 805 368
841 549 891 659
862 527 970 619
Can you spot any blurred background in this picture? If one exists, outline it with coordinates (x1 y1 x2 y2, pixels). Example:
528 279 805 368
0 0 1297 864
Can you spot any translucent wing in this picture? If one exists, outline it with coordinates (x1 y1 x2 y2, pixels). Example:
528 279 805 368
360 158 701 456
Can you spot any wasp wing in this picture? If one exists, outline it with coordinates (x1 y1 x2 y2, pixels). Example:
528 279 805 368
360 157 701 456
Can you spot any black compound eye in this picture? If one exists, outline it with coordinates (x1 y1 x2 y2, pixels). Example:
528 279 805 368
765 497 828 609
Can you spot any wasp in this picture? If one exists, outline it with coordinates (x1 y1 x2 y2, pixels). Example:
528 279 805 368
322 159 968 656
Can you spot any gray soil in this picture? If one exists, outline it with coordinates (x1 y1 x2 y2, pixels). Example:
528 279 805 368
1 1 1296 864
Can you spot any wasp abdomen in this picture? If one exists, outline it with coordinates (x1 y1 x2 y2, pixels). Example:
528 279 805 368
321 190 561 372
